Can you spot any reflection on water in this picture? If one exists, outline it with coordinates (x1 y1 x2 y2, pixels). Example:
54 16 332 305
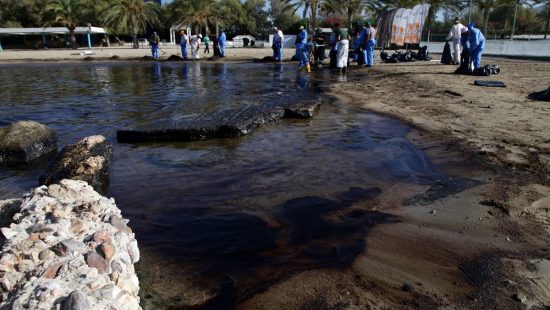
0 62 449 309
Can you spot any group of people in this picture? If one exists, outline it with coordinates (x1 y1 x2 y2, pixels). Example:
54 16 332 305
178 29 227 60
273 21 378 73
150 30 228 60
446 17 486 69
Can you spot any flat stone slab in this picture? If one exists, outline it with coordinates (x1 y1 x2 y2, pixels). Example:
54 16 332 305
0 121 57 166
117 101 320 143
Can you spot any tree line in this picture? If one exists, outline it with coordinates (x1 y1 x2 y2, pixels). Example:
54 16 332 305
0 0 548 48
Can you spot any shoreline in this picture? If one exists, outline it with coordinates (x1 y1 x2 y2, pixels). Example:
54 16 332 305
0 47 294 63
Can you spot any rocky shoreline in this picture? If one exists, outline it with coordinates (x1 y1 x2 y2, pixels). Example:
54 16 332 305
0 120 134 309
0 179 140 309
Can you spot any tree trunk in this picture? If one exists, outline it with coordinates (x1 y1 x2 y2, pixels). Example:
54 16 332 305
131 17 139 49
484 9 490 34
545 3 550 39
310 1 317 31
69 28 76 49
216 18 219 37
347 7 354 29
132 32 138 49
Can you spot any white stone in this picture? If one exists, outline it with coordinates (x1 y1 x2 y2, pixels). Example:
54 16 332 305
1 227 17 240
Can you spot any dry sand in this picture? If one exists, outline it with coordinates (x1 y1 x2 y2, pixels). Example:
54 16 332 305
2 49 549 309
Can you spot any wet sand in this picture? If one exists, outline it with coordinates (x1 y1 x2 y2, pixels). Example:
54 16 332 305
240 59 550 309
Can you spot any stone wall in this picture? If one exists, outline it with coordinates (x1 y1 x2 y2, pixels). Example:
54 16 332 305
421 40 550 59
0 179 141 310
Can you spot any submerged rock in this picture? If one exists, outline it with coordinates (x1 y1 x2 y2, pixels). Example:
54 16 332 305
117 101 321 143
0 121 57 166
40 135 113 194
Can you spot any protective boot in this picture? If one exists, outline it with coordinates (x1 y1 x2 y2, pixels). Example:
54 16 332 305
306 63 311 73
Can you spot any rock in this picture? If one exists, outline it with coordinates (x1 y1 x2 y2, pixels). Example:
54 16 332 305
52 240 84 257
38 249 55 260
92 230 111 243
283 102 320 119
40 135 113 194
0 180 141 309
62 290 90 310
127 240 140 263
0 121 57 166
0 227 17 240
0 278 13 292
110 216 132 233
42 261 65 279
0 199 22 228
512 293 527 303
98 284 121 300
85 251 109 274
99 241 115 261
117 99 321 143
111 260 124 274
70 219 84 235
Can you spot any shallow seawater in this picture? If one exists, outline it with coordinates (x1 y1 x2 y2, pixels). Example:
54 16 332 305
0 62 453 308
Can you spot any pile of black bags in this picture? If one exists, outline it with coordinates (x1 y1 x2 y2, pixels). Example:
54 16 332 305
380 46 432 63
454 49 500 76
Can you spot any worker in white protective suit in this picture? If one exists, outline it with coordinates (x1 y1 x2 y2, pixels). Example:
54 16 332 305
446 17 468 65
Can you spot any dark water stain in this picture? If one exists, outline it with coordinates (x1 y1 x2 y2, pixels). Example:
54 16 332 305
405 177 482 206
138 186 394 309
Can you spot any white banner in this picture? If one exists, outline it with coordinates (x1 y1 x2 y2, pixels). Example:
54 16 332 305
391 4 430 46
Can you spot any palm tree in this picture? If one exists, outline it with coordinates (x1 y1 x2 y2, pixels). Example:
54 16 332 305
47 0 87 49
476 0 498 33
323 0 365 28
172 0 215 34
286 0 324 30
103 0 160 49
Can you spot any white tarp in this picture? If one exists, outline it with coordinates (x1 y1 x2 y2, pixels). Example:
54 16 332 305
391 4 430 46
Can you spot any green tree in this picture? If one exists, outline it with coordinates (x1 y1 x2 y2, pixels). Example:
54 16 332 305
286 0 325 30
103 0 160 49
271 0 301 31
47 0 89 49
171 0 214 34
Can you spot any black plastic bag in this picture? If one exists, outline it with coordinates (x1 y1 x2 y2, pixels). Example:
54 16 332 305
417 46 431 61
454 49 472 75
441 42 453 64
528 87 550 101
380 51 389 61
472 67 491 76
486 64 500 75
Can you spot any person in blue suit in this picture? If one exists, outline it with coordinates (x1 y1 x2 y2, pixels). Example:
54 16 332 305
218 30 227 57
179 29 188 60
468 23 485 69
364 22 377 67
355 25 366 65
295 26 308 70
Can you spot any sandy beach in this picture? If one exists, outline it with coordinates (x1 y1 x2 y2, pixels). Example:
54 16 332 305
1 48 549 309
